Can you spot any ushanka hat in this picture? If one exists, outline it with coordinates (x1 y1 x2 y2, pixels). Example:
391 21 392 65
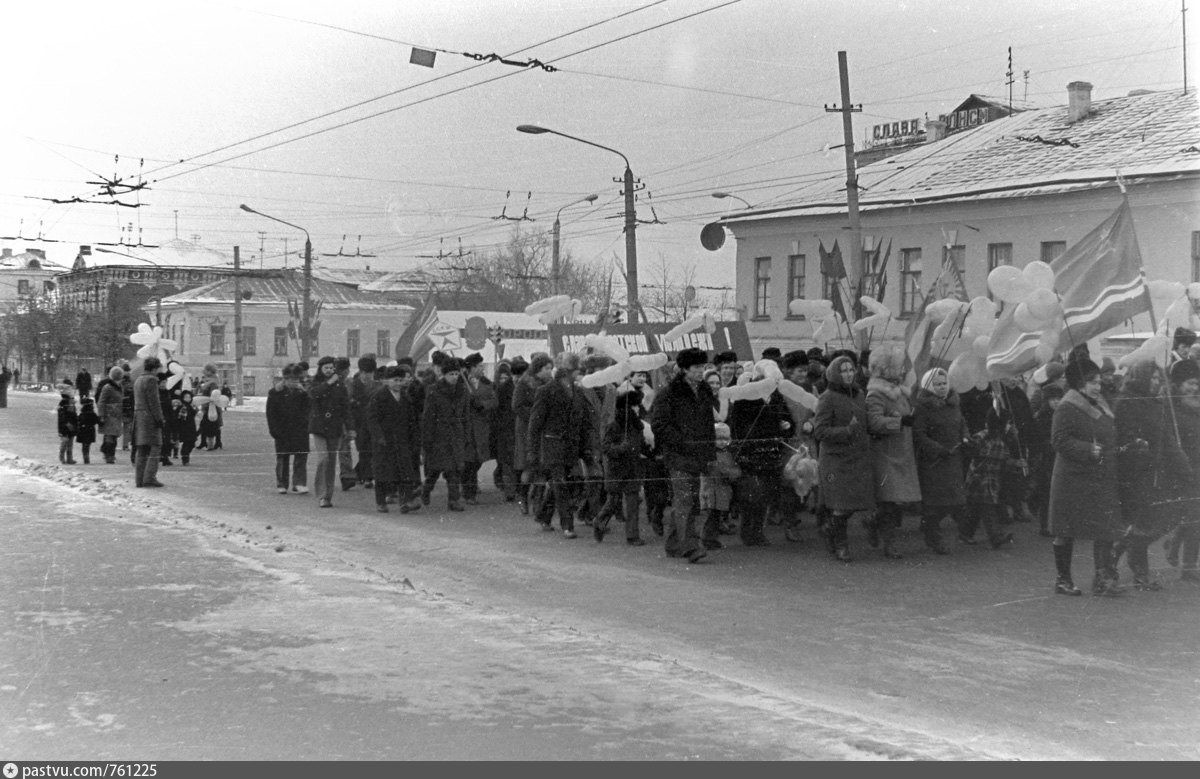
675 347 708 370
1169 358 1200 385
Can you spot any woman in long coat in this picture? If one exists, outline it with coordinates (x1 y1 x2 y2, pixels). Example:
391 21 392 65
1114 360 1192 589
912 367 969 554
1049 358 1125 597
132 357 165 488
527 352 593 537
865 347 923 556
727 387 790 548
491 361 518 501
420 358 470 510
813 355 873 562
97 366 125 464
368 365 422 513
512 354 553 514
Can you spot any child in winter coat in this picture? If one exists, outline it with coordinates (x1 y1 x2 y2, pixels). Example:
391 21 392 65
961 408 1019 549
57 388 79 464
76 396 100 464
702 423 743 538
174 391 199 465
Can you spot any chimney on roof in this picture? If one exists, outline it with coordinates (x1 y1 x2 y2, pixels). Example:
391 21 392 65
28 249 46 260
1067 81 1093 123
79 244 91 256
925 118 948 142
1 248 11 259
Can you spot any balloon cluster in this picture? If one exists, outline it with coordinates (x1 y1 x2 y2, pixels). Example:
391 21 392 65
987 261 1064 364
787 299 847 343
524 295 584 325
851 296 891 333
194 388 229 422
922 296 998 393
129 323 179 364
164 360 193 393
577 334 669 389
1148 280 1200 337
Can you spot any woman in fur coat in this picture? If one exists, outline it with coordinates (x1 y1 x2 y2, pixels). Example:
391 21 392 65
865 346 922 557
813 355 873 562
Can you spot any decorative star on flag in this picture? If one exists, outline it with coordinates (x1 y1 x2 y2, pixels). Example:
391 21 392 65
129 323 178 363
430 321 460 352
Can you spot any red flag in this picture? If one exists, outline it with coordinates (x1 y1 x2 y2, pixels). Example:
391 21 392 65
396 296 439 361
1056 199 1151 344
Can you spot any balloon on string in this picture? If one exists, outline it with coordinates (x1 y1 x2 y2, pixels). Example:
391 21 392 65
1035 343 1056 364
662 312 708 344
1013 302 1055 333
524 295 571 316
702 312 717 334
1021 260 1056 291
628 353 668 373
1147 279 1186 301
129 322 179 364
754 359 784 382
961 296 997 338
987 265 1033 304
1025 287 1062 320
777 379 818 411
1117 334 1171 369
925 298 967 323
971 335 991 356
1188 282 1200 300
859 296 890 318
164 360 192 393
195 389 229 423
1159 296 1194 332
947 352 978 394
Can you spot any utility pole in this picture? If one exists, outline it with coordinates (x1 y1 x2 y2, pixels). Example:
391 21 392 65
1184 0 1190 94
233 246 244 407
258 232 267 271
825 50 866 350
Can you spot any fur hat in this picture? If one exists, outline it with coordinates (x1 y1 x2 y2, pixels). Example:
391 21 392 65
108 366 124 381
1169 357 1200 385
381 365 408 379
441 357 464 374
142 357 162 373
1065 357 1100 390
782 350 809 371
357 354 378 373
676 347 708 371
553 352 581 378
317 355 337 369
713 350 739 366
510 355 529 376
1174 327 1197 351
824 355 857 388
430 350 448 367
333 357 351 372
868 345 905 382
761 347 782 362
529 354 553 375
463 352 484 368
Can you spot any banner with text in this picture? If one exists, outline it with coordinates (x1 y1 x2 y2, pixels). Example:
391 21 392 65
547 321 753 361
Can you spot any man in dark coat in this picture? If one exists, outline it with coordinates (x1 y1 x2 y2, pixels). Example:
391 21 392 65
650 347 717 563
267 364 310 494
461 352 498 505
368 364 421 513
527 352 593 537
308 355 351 508
132 357 165 488
421 357 470 511
74 367 93 398
513 353 553 514
0 364 10 408
492 360 518 501
333 357 358 492
348 354 379 489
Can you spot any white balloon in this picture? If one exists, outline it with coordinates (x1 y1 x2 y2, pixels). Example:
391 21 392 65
719 377 778 402
1118 334 1171 369
947 352 977 394
1014 302 1053 333
926 298 967 323
1161 296 1194 329
1035 344 1056 364
777 379 818 411
583 334 630 363
662 313 707 345
859 296 890 318
1021 260 1056 291
580 361 632 388
1188 282 1200 300
628 353 668 373
988 265 1029 303
788 299 834 318
754 359 784 381
851 312 889 332
1039 329 1061 350
524 295 571 316
1148 279 1186 300
1026 287 1062 320
971 335 991 356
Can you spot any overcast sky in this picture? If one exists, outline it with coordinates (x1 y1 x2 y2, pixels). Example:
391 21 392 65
2 0 1189 290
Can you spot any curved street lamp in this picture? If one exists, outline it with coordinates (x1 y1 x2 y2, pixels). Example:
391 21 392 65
711 191 754 209
552 194 599 295
517 124 640 322
240 204 314 360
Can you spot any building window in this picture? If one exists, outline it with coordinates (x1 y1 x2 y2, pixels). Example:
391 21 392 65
787 254 806 305
17 279 30 295
900 248 922 317
987 243 1013 300
241 326 256 356
274 327 288 357
753 257 771 318
347 329 360 359
1192 231 1200 283
209 324 225 356
376 329 391 358
1040 241 1067 263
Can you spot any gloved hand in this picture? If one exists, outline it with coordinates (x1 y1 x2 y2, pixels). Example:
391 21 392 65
900 415 914 427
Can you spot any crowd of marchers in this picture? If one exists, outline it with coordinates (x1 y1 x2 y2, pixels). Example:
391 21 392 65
28 326 1200 596
251 326 1200 595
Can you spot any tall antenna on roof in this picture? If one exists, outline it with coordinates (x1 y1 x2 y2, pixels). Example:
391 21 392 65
1184 0 1190 94
1006 47 1014 116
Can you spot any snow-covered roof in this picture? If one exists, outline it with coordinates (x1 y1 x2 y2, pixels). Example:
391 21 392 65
78 239 234 270
159 270 413 312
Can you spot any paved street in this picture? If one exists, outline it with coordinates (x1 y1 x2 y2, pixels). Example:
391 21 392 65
1 389 1197 760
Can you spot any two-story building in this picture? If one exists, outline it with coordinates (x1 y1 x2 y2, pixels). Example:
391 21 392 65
720 83 1200 355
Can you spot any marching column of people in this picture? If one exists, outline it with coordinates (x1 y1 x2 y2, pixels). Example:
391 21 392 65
28 329 1200 592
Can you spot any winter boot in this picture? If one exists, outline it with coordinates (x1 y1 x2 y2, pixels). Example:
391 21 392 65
880 521 903 559
831 513 852 562
1053 541 1081 596
865 514 881 549
923 513 949 555
1092 541 1125 596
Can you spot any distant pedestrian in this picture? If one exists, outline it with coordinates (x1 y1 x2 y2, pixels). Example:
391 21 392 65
528 352 594 537
0 364 10 407
97 367 125 464
74 367 93 398
420 357 469 512
367 364 422 513
308 356 350 508
133 357 165 488
813 354 872 563
175 391 199 466
266 365 309 493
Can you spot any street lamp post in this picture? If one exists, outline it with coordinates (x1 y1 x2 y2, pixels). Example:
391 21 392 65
239 205 313 361
552 194 599 296
711 191 754 209
517 125 640 322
